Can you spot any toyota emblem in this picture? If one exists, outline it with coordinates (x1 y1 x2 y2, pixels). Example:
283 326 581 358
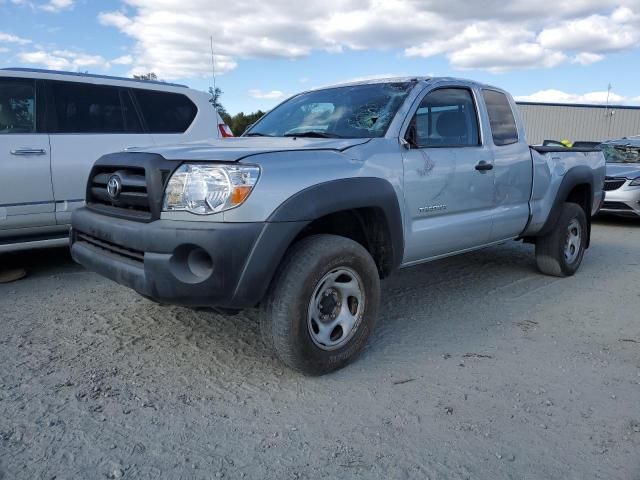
106 175 122 200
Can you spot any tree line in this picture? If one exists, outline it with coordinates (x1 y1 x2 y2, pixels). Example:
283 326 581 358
209 87 265 136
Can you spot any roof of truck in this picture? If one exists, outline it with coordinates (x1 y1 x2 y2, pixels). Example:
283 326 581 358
309 76 506 92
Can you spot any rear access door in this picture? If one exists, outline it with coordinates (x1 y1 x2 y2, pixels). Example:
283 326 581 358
480 89 532 240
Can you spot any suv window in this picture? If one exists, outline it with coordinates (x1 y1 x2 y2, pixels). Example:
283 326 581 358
482 89 519 146
49 81 142 134
132 89 197 133
0 78 36 134
412 88 479 147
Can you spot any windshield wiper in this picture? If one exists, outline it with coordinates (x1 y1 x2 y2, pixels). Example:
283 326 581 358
244 132 273 137
284 131 344 138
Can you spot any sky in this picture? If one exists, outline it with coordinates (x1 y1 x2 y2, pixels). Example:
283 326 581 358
1 0 640 115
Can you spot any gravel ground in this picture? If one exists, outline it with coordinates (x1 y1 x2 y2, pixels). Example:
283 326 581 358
1 217 639 480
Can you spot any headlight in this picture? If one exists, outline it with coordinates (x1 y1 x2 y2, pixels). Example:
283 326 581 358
629 177 640 186
163 164 260 214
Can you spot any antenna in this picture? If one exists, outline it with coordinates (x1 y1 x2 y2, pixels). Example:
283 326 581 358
605 83 614 138
210 35 217 113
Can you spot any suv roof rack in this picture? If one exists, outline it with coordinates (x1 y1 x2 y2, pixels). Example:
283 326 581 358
1 68 188 88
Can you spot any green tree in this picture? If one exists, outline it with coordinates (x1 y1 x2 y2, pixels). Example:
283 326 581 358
228 110 265 136
208 86 231 124
133 72 158 81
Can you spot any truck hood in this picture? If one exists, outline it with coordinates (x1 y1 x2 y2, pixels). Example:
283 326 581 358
128 137 371 162
606 163 640 179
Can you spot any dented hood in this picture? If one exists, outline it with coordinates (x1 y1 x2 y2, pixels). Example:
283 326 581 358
128 137 371 162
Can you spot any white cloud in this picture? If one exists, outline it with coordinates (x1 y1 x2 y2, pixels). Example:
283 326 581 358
18 49 110 71
95 1 640 78
516 89 640 105
572 52 605 65
538 7 640 53
40 0 73 12
112 54 133 65
0 31 31 45
248 89 286 100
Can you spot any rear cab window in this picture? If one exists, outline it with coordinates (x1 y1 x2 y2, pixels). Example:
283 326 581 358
132 89 197 133
482 89 519 146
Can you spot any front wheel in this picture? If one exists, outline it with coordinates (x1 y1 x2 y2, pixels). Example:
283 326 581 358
535 202 587 277
259 234 380 375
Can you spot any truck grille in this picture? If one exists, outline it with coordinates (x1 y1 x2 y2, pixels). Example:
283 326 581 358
85 152 177 222
603 177 626 191
89 167 150 217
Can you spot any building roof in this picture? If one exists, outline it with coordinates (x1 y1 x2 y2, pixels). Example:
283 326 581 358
516 100 640 111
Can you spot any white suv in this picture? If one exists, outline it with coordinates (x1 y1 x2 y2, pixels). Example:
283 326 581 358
0 68 232 252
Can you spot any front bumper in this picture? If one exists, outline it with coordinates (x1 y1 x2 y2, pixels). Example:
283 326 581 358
600 183 640 217
70 207 305 308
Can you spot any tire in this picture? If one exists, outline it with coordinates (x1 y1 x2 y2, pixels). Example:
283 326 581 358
259 234 381 375
535 202 587 277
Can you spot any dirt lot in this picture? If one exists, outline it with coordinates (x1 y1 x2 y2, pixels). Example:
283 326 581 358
1 217 639 480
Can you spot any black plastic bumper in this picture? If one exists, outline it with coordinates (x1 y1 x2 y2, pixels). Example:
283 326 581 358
70 207 306 309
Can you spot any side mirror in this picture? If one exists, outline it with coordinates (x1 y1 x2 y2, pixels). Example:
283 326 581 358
404 124 418 149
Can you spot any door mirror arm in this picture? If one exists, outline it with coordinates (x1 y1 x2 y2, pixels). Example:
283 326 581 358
403 124 419 149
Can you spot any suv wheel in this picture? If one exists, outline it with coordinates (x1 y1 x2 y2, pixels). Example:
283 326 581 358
535 202 587 277
260 234 380 375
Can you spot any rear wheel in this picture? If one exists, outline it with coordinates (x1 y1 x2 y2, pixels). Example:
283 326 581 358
535 202 587 277
259 234 380 375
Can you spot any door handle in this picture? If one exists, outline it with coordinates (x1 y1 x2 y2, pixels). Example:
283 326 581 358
475 161 493 171
11 148 47 156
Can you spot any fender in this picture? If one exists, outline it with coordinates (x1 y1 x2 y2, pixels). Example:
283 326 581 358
229 177 405 308
536 165 594 245
268 177 405 269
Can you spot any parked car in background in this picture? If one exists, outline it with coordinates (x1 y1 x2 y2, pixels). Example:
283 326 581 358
70 77 605 374
0 68 231 252
599 136 640 217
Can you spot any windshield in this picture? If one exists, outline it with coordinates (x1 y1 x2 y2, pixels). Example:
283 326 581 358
601 144 640 163
245 82 415 138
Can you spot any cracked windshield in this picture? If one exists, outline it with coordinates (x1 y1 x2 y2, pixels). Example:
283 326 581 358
245 82 414 138
601 144 640 163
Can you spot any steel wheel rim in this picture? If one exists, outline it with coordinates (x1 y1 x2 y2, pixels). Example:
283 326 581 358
564 218 582 264
307 267 365 351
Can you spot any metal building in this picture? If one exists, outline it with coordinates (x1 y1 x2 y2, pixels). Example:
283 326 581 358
516 102 640 145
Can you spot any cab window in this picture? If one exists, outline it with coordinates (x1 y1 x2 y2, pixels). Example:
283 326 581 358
482 89 519 146
410 88 480 147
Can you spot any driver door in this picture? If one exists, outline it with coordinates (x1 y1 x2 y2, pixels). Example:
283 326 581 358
401 86 495 263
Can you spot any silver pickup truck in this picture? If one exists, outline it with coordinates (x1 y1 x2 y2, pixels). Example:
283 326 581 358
70 77 605 374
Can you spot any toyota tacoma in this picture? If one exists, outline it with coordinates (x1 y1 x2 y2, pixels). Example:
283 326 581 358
70 77 605 374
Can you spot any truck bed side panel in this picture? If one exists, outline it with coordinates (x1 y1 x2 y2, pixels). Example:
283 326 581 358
523 148 605 236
